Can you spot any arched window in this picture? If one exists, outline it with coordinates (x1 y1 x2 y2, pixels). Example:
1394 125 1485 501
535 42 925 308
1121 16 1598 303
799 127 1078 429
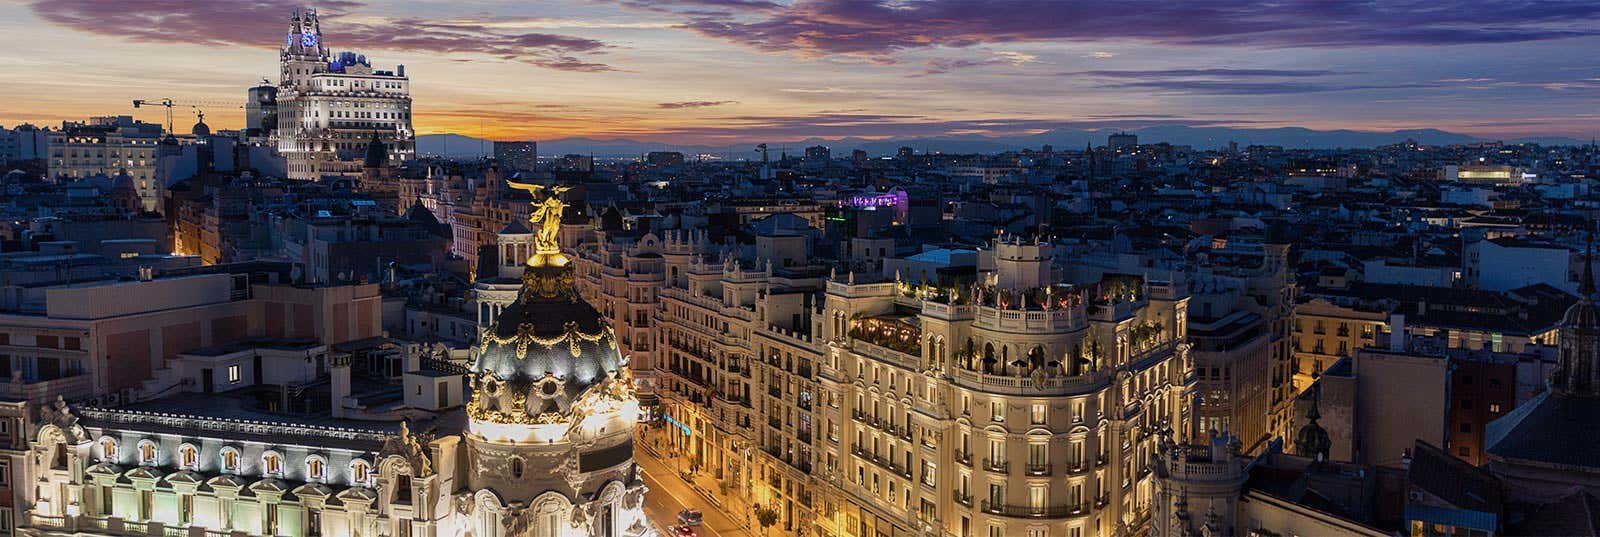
510 457 524 479
306 455 327 482
350 459 372 487
262 450 284 476
137 440 158 466
99 437 118 462
178 443 199 470
219 447 240 474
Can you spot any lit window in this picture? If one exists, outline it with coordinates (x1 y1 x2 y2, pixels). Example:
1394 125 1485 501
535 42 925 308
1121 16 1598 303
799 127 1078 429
228 364 241 384
307 456 326 481
351 460 371 486
220 447 240 473
263 451 283 476
179 444 198 470
138 440 158 466
99 437 118 461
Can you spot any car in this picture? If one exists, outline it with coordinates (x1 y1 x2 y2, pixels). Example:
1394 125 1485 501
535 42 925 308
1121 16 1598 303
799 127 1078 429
671 525 698 537
677 509 703 527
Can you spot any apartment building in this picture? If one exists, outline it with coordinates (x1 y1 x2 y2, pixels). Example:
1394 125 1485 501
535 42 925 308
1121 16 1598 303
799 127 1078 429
599 231 1197 537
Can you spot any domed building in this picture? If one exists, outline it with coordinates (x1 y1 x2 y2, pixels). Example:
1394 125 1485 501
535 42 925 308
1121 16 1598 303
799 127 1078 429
451 182 651 537
191 112 211 137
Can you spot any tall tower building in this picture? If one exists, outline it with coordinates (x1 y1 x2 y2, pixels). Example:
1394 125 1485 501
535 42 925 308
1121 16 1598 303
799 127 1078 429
276 8 414 181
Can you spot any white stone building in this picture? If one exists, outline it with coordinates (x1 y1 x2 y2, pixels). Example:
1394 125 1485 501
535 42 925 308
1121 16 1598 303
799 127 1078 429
276 9 414 181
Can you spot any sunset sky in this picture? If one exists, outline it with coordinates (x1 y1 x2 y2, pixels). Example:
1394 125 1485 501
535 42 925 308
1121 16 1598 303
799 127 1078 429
2 0 1598 144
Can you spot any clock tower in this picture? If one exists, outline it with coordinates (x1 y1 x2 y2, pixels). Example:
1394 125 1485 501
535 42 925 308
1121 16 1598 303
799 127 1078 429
280 8 328 90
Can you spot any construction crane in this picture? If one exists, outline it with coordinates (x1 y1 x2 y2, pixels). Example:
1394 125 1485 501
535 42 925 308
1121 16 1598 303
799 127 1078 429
131 98 244 133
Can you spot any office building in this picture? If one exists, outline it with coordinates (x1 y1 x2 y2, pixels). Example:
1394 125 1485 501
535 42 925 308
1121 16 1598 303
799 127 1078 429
275 9 414 181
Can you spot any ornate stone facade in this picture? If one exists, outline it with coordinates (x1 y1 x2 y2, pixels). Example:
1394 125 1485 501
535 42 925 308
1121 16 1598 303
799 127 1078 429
16 184 648 537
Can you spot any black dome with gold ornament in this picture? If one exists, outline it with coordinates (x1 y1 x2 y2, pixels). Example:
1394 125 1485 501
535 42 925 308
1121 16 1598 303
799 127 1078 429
468 183 624 425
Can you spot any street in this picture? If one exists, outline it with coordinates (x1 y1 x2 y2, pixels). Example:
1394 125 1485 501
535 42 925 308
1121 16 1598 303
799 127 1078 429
638 441 751 537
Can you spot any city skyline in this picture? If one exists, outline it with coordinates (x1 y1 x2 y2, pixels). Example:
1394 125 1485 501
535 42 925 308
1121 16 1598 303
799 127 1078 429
2 0 1599 144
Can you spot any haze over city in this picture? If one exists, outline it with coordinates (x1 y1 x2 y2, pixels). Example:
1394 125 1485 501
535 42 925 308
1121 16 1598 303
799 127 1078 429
3 0 1599 144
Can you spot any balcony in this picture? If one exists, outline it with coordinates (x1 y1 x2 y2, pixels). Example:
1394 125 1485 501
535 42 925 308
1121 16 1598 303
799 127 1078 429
768 417 783 430
981 501 1090 519
1025 463 1052 476
768 386 783 398
797 430 812 444
954 493 973 506
982 458 1009 474
955 451 972 466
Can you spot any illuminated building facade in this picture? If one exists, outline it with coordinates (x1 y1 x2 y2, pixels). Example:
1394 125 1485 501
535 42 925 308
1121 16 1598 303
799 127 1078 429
276 9 414 181
17 187 649 537
607 231 1197 537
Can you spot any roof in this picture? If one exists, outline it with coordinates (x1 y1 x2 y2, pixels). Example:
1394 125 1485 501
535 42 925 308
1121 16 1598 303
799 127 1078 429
1485 390 1600 472
1408 440 1502 515
1506 489 1600 536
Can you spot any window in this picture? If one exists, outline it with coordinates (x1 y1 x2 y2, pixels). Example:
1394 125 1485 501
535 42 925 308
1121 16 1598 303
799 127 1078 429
1460 423 1472 434
307 456 326 481
179 444 199 470
220 447 240 473
138 440 158 466
1031 403 1047 424
228 364 242 384
263 451 283 476
511 457 524 479
351 460 372 486
180 494 193 525
991 401 1004 422
99 437 117 461
1489 403 1502 413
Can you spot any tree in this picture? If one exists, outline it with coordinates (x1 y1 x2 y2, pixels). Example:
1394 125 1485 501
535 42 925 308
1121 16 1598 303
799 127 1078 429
754 505 780 537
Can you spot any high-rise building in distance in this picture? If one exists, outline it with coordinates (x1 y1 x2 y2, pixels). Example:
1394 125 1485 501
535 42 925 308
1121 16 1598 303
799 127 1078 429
245 83 278 138
1108 132 1138 151
493 140 537 173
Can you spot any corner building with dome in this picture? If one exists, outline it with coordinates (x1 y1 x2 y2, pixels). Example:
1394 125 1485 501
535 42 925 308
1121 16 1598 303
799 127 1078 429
17 186 650 537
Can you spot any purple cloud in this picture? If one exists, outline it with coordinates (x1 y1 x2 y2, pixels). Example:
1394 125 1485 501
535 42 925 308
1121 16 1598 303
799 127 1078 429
1070 69 1343 79
28 0 613 71
658 100 740 109
676 0 1600 60
631 112 1260 140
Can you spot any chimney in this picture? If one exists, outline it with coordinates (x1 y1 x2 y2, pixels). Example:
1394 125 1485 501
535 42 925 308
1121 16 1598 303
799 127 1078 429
1389 314 1407 352
330 353 352 418
405 344 422 373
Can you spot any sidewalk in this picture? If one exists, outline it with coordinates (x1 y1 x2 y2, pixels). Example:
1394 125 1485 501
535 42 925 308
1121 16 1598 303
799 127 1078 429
638 427 800 537
637 432 752 537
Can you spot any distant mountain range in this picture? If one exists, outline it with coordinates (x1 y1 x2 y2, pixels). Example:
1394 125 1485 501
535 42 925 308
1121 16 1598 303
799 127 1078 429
417 126 1587 158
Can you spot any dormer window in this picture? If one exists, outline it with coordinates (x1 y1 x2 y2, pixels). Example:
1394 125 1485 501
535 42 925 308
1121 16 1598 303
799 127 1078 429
262 451 284 477
220 447 240 474
350 459 372 487
99 437 118 462
137 440 158 466
179 444 199 470
307 455 327 482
